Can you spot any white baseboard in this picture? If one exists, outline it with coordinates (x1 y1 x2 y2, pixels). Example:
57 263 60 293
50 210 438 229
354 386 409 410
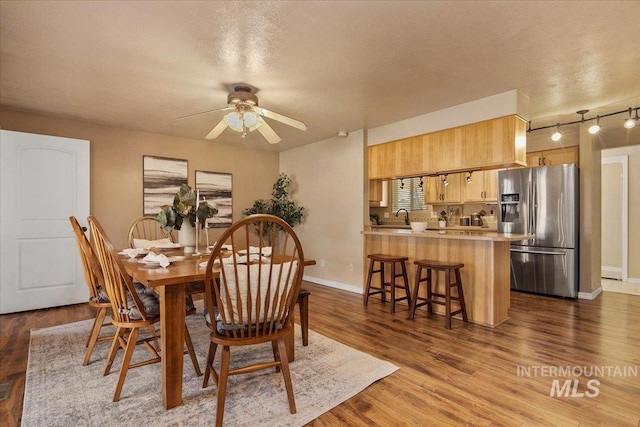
601 266 622 280
302 275 363 294
578 286 602 300
626 277 640 284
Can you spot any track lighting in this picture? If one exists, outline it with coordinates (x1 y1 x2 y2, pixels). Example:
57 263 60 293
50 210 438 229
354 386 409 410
400 178 404 190
466 171 473 184
441 174 449 187
588 116 600 135
418 176 424 189
551 124 562 142
527 106 639 137
624 108 637 129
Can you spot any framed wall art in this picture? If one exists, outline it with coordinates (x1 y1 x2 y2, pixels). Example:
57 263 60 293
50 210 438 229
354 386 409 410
143 155 188 215
195 170 232 228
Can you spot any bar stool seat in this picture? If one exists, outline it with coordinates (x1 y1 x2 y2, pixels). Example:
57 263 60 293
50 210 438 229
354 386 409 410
410 259 468 329
364 254 412 313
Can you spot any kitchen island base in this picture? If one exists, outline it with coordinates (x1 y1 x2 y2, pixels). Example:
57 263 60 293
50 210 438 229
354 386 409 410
363 229 531 327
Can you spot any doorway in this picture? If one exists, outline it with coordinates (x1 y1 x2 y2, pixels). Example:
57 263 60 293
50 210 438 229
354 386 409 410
600 155 628 281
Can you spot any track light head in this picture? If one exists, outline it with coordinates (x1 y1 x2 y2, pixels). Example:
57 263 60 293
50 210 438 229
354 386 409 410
466 171 473 184
442 174 449 186
551 123 562 141
588 116 600 135
624 108 637 129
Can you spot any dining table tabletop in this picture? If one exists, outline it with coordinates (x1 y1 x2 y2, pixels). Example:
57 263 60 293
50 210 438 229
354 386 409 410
121 248 314 410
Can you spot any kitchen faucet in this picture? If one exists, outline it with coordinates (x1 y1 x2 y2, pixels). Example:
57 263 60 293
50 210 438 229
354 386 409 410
396 208 410 225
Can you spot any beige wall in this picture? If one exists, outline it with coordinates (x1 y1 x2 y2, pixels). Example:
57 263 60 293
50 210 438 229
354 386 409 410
0 109 279 249
603 145 640 281
280 130 365 293
600 162 623 275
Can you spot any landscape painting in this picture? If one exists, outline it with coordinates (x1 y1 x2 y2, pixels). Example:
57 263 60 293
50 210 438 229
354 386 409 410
143 156 188 215
195 170 232 228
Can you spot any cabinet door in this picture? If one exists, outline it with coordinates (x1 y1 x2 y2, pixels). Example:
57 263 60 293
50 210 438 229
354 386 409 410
369 179 383 202
544 146 579 166
424 176 442 204
462 171 485 202
442 173 461 203
527 151 544 167
483 169 499 202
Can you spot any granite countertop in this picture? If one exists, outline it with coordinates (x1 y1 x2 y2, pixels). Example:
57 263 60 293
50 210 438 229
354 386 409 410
363 227 533 242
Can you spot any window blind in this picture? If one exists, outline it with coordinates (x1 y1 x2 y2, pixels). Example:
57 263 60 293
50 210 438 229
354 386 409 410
391 177 425 211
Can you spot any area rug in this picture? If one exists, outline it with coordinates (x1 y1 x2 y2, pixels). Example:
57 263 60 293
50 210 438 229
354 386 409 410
22 308 398 426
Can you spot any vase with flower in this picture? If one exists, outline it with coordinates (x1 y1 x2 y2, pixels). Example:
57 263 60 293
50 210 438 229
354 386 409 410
157 184 218 253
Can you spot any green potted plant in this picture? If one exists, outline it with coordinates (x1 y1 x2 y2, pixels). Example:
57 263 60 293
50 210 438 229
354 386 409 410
157 183 218 232
243 173 305 242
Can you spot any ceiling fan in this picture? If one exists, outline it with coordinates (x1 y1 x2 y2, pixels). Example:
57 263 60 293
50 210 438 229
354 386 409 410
177 85 307 144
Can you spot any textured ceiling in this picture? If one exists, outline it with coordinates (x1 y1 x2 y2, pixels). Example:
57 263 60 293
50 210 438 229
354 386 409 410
1 1 639 152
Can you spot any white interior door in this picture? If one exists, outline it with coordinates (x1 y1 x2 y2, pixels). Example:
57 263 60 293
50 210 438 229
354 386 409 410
1 130 90 314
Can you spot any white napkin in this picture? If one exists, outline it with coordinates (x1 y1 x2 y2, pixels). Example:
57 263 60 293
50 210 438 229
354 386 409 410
132 238 172 249
122 248 141 259
141 251 170 268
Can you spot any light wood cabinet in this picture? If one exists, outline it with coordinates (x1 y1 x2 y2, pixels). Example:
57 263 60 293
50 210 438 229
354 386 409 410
369 179 388 207
462 169 499 203
424 173 461 204
527 146 579 167
368 115 527 180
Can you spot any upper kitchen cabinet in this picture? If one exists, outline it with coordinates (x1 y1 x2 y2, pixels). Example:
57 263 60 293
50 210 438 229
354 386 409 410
463 115 528 169
424 173 462 204
527 146 579 167
461 169 499 203
368 115 527 180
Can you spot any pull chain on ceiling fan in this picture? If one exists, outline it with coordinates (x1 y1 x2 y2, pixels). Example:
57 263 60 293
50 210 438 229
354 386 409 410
176 85 307 144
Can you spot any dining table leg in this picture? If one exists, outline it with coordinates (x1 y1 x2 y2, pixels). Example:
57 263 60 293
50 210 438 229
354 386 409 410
158 283 185 409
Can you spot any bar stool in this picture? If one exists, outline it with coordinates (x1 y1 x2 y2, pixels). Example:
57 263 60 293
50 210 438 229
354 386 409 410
410 259 468 329
364 254 412 313
297 288 310 346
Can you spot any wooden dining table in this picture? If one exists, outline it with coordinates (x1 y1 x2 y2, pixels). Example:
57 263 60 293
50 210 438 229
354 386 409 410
121 250 314 410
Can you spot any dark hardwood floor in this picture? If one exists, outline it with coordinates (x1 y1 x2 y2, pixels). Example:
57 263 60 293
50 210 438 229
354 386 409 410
1 282 639 426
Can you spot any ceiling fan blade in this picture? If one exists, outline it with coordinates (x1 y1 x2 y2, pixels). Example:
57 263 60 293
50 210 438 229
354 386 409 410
205 119 228 139
175 106 233 120
255 107 307 131
256 117 282 144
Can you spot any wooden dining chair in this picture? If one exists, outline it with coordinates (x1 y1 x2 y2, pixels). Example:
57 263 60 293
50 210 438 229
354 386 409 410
88 215 201 401
69 216 114 366
202 214 305 427
127 215 175 248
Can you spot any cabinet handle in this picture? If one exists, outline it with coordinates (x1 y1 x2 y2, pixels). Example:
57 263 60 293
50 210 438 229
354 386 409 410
538 158 541 166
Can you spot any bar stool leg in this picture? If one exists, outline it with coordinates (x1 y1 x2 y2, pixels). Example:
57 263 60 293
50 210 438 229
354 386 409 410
400 260 412 308
445 269 452 329
364 259 375 306
409 265 421 319
426 268 434 314
454 268 468 323
380 262 386 303
390 261 397 314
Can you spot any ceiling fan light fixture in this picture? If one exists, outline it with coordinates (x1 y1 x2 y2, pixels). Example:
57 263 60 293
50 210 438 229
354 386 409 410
224 112 244 132
243 111 262 131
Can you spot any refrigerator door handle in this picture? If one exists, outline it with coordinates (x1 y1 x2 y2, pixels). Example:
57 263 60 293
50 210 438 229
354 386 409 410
510 247 567 256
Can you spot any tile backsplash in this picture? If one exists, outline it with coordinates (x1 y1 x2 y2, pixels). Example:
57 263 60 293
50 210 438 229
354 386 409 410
371 203 498 229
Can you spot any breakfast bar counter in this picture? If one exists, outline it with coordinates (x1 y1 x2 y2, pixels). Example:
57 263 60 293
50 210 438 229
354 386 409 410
362 228 533 327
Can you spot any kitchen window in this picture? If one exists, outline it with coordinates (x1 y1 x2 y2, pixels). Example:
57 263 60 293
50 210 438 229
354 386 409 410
391 177 425 211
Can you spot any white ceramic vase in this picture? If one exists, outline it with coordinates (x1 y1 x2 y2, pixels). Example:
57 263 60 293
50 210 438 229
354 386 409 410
178 220 196 254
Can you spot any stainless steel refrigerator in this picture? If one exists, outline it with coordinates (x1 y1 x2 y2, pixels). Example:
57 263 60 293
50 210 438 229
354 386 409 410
498 164 579 298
